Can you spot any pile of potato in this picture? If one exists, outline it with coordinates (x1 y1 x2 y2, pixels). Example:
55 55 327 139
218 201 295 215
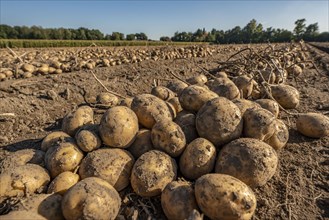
1 44 329 220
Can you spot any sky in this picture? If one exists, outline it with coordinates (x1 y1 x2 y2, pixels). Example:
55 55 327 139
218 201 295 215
0 0 328 40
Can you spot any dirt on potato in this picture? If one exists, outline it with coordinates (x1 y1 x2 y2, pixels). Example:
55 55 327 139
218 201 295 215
0 43 328 219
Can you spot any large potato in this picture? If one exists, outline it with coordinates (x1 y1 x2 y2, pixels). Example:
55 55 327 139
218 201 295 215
179 138 216 180
168 97 183 114
99 106 139 148
0 164 50 198
41 131 72 152
131 94 173 128
174 111 198 144
161 181 198 220
296 113 329 138
179 85 218 112
195 173 257 220
151 86 176 101
96 92 119 108
128 129 154 159
206 77 240 100
12 193 64 220
233 75 253 98
47 171 80 195
243 107 276 141
270 84 300 109
151 120 186 157
166 80 188 94
75 124 102 152
79 148 135 191
196 97 243 146
186 74 208 85
233 98 260 116
266 119 289 151
62 177 121 220
215 138 278 187
255 99 280 118
62 106 94 136
45 141 84 178
130 150 177 197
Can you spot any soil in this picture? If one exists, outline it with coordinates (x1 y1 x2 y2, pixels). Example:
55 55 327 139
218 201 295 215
0 43 328 220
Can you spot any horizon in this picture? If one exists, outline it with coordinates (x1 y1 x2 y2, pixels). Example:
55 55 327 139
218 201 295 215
0 0 328 40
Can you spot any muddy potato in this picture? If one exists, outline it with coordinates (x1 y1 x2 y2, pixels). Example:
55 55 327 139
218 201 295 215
255 99 280 118
179 138 216 180
130 150 177 197
131 94 173 128
195 173 257 220
270 84 300 109
233 99 260 116
166 101 177 119
0 164 50 198
179 85 218 112
96 92 119 107
243 107 276 141
62 177 121 220
41 131 72 152
296 113 329 138
75 125 102 152
12 193 64 220
174 111 198 144
168 97 183 113
151 86 176 101
196 97 243 146
266 119 289 150
151 120 186 157
45 141 84 178
62 106 94 136
214 71 228 78
128 129 154 159
79 148 135 191
47 171 80 195
0 211 46 220
287 64 303 77
215 138 278 187
99 106 139 148
161 181 198 220
166 80 188 94
233 75 253 98
186 74 208 85
206 77 240 100
260 69 276 84
119 97 133 108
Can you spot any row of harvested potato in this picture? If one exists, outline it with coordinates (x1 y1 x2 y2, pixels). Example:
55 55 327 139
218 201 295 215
1 70 328 220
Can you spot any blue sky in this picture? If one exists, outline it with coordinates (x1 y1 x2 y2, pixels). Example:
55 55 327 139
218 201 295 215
0 0 328 40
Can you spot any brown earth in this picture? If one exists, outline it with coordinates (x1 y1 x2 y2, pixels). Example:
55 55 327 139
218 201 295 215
0 44 328 220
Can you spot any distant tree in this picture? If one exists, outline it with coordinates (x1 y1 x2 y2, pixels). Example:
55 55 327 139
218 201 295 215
160 36 171 41
135 32 148 40
294 18 306 40
126 34 135 41
110 32 124 40
303 23 319 41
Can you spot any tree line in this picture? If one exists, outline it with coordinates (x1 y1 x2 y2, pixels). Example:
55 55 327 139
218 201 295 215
0 19 328 43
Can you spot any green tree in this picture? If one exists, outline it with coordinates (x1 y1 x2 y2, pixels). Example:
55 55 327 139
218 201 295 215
304 23 319 41
294 18 306 40
126 34 135 41
160 36 171 41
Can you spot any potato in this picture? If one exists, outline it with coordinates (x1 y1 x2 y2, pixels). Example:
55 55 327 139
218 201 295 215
243 107 276 141
260 69 276 84
215 138 278 187
195 173 256 220
166 101 177 119
174 111 198 144
214 71 228 78
62 177 121 220
45 141 84 178
255 99 280 118
75 124 101 152
206 77 240 100
186 74 208 85
296 113 329 138
96 92 119 108
179 138 216 180
128 129 154 159
0 149 45 174
21 63 35 73
166 80 188 94
12 193 64 220
131 94 173 129
266 119 289 150
270 84 300 109
151 86 176 101
161 181 198 220
0 164 50 198
47 171 80 195
99 106 139 148
79 148 135 191
151 120 186 157
0 211 46 220
233 99 260 116
168 97 183 113
119 97 133 108
131 150 177 197
41 131 72 152
196 97 243 146
287 64 303 77
179 85 218 112
233 75 253 98
62 106 94 136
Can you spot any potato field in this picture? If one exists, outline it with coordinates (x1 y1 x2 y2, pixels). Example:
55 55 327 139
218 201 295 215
0 42 328 220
